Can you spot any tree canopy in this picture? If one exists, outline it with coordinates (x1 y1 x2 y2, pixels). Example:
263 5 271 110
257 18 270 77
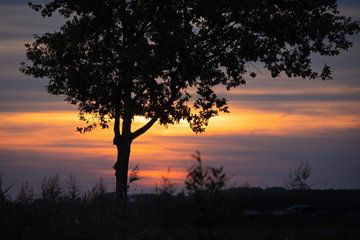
21 0 359 202
21 0 359 136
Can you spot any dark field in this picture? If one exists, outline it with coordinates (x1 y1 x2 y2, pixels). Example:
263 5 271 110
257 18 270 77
1 187 360 240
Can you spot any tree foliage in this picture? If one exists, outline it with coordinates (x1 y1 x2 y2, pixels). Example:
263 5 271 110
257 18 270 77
128 165 142 188
20 0 359 203
20 0 360 134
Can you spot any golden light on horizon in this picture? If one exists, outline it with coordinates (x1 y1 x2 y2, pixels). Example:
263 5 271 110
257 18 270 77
1 100 359 182
1 101 359 151
96 168 187 186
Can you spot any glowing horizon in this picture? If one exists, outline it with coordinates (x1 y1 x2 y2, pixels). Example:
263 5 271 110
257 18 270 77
1 0 360 194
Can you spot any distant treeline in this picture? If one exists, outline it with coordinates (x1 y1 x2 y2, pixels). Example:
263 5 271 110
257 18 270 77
1 155 359 239
221 187 360 212
1 186 360 240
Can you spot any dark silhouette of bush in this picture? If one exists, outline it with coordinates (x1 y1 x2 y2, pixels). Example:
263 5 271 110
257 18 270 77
185 151 228 195
64 174 81 200
1 160 360 239
83 177 108 207
16 181 34 205
285 161 313 190
157 167 177 196
0 172 12 206
40 173 62 202
185 151 229 237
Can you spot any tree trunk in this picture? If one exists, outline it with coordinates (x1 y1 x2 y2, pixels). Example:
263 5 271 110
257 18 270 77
114 138 131 206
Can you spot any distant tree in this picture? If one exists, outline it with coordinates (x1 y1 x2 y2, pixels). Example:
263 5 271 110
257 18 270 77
65 174 81 200
41 174 62 201
88 177 107 200
240 180 250 189
0 172 12 205
21 0 359 204
185 151 228 229
285 161 312 190
158 167 177 196
16 181 35 205
185 151 228 196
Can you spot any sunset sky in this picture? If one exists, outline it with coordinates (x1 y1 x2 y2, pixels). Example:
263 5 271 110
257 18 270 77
1 0 360 196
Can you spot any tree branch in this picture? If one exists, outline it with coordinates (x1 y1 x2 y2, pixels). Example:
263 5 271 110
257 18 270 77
131 117 157 140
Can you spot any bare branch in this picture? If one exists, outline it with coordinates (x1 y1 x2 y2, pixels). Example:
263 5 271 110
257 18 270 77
131 117 157 140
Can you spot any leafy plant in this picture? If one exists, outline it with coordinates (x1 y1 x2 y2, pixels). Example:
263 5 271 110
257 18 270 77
128 165 142 189
185 151 228 195
185 151 228 229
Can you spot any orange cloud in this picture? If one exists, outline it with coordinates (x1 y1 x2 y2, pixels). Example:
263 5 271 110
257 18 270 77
1 101 359 152
1 98 359 186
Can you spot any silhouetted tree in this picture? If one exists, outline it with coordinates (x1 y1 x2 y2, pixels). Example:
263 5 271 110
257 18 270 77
21 0 359 204
0 172 12 205
158 167 177 196
86 177 107 201
185 151 228 196
185 151 228 233
16 181 35 205
41 174 62 202
65 174 81 200
285 161 312 190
